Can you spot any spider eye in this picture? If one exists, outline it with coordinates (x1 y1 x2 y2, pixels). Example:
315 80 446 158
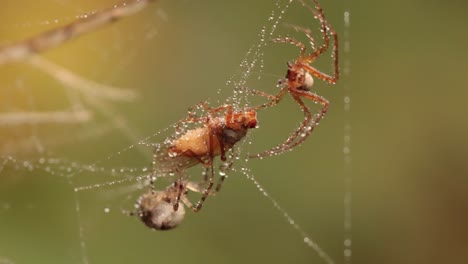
286 69 297 80
285 69 291 79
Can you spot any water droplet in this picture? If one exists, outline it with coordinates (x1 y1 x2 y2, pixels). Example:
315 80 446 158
344 239 352 246
343 147 350 154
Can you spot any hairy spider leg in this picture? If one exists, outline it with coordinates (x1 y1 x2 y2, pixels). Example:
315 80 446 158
193 128 217 212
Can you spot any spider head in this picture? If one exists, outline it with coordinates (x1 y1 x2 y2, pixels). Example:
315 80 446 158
229 109 257 129
241 109 258 128
286 62 314 91
221 109 257 148
136 190 185 230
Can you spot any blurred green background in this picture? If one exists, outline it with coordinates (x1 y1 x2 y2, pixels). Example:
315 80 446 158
0 0 467 264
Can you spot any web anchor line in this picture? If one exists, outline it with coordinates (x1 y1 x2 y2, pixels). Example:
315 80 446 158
343 8 352 264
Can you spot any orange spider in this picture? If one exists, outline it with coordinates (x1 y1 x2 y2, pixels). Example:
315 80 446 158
251 0 339 158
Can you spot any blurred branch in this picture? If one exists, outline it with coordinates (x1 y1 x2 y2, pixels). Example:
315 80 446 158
0 0 158 65
0 0 157 156
28 56 138 102
0 110 92 126
0 1 156 127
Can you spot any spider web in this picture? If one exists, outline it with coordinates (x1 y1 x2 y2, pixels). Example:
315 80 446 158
0 1 349 264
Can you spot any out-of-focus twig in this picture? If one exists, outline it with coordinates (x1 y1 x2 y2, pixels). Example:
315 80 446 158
0 0 158 65
0 110 92 126
28 56 138 102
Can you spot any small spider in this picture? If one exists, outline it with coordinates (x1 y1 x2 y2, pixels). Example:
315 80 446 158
149 101 258 212
129 179 206 230
250 0 339 158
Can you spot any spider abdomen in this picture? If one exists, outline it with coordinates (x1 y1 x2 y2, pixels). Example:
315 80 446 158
170 127 221 157
137 191 186 230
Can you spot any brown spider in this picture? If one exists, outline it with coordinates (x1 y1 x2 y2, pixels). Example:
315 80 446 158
149 101 258 213
250 0 339 158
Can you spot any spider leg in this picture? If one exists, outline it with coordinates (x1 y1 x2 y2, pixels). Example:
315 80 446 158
300 0 339 82
240 86 277 101
249 94 311 158
192 132 216 212
202 166 209 182
180 101 212 124
237 86 285 112
215 158 234 192
172 178 185 211
192 162 213 212
278 94 312 148
284 23 317 52
284 90 329 150
187 101 232 115
187 153 234 195
273 3 338 81
187 103 234 125
187 139 235 198
196 167 215 193
250 90 328 158
179 183 203 212
182 171 216 194
301 24 338 83
179 100 231 128
257 85 289 110
273 1 327 59
180 195 195 211
210 104 232 129
303 63 338 84
272 37 307 57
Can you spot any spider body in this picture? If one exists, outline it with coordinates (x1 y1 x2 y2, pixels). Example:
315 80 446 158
168 109 256 160
286 62 314 91
133 177 220 230
136 188 186 230
150 104 258 213
133 179 192 230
